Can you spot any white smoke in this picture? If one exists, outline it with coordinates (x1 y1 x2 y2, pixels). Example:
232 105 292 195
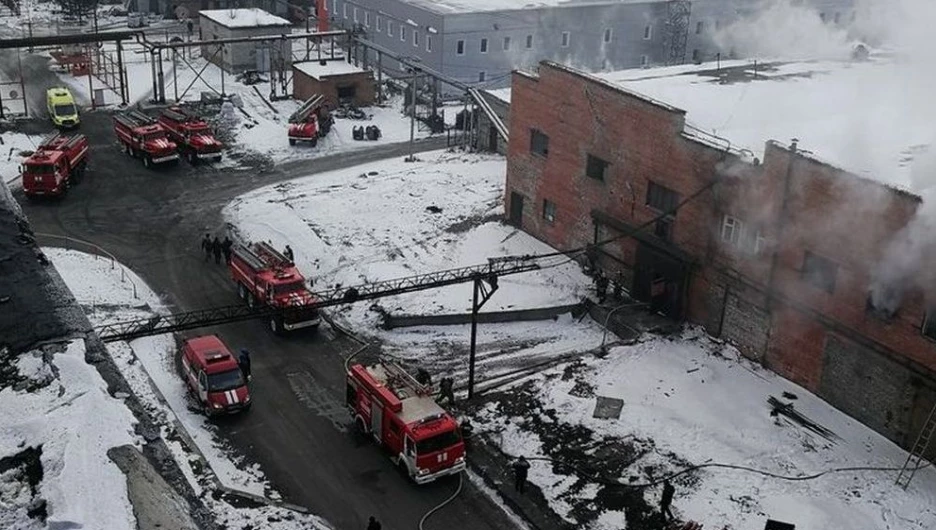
712 0 855 61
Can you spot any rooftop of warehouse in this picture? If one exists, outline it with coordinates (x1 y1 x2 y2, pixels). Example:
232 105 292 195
505 55 929 192
398 0 657 15
199 8 291 29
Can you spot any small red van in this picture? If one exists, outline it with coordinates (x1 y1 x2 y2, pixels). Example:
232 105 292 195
181 335 250 416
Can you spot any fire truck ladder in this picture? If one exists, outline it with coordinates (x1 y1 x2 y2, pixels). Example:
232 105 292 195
383 361 431 397
115 109 157 129
289 94 325 124
161 106 200 123
95 256 543 343
895 401 936 489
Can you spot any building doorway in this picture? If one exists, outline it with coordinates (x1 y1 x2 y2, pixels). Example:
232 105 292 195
488 125 498 153
508 191 524 228
632 243 688 318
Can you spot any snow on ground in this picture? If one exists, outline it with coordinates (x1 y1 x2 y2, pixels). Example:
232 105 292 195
224 148 597 380
475 327 936 530
595 56 931 190
0 339 139 530
44 247 332 530
224 149 588 321
0 131 44 188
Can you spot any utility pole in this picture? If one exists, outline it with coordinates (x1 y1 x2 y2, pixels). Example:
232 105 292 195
467 273 498 400
406 66 418 162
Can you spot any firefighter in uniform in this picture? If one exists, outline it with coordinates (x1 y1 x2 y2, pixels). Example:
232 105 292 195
366 516 381 530
222 237 233 264
212 236 222 265
201 234 212 261
512 455 531 494
438 377 455 405
660 479 675 522
284 244 294 262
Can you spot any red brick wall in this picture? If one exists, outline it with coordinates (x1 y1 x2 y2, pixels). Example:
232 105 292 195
506 61 936 393
292 69 375 108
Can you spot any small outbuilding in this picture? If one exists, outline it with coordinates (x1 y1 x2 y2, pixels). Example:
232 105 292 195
198 8 292 74
292 59 375 108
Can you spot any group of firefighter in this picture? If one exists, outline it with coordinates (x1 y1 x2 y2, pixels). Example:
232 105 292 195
201 233 295 266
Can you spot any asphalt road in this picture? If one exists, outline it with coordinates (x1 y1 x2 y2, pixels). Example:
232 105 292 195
19 111 516 530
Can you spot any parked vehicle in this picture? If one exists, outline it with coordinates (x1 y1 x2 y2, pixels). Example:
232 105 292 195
181 335 250 416
21 132 89 198
157 106 223 164
346 362 466 484
287 94 333 146
46 87 80 128
113 110 179 167
229 241 321 334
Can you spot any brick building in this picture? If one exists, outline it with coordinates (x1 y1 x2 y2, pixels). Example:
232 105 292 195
505 60 936 455
292 59 376 107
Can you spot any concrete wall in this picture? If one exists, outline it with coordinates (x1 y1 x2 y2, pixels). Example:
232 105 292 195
332 0 445 76
504 60 936 454
475 91 509 154
198 17 291 73
293 67 376 107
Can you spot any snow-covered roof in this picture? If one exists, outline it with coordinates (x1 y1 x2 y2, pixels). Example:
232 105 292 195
199 8 291 29
485 88 511 104
399 0 653 15
581 57 929 191
293 60 366 79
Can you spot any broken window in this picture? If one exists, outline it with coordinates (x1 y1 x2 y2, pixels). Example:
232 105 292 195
923 311 936 340
646 181 679 213
720 215 744 246
867 284 902 320
802 251 838 293
530 129 549 157
543 199 556 223
585 154 609 181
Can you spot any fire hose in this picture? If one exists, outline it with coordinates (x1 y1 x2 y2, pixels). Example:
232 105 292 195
417 472 464 530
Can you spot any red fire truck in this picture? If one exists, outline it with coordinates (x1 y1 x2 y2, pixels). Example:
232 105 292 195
113 109 179 167
21 132 89 198
287 93 333 146
157 106 223 164
181 335 251 416
347 362 466 484
229 241 321 334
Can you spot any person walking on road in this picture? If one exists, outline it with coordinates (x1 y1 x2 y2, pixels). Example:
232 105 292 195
512 455 531 494
201 234 212 262
660 479 675 522
222 237 233 264
283 244 294 263
366 516 382 530
211 236 222 265
238 349 252 382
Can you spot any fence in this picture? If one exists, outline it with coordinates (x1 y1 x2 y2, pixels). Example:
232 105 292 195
34 232 138 299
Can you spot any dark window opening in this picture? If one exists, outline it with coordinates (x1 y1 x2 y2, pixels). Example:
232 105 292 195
530 129 549 157
802 251 837 293
866 285 902 321
586 154 609 181
337 85 357 100
543 199 556 223
923 311 936 340
646 181 679 213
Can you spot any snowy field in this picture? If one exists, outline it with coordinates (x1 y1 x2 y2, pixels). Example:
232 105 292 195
223 149 599 381
475 328 936 530
0 339 139 530
44 248 333 530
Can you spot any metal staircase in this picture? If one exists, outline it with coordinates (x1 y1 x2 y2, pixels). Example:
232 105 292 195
896 402 936 489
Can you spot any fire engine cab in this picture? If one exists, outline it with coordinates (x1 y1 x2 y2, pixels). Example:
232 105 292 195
181 335 250 416
347 362 466 484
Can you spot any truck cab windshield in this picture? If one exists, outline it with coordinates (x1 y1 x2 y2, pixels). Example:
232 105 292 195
416 429 461 455
27 164 55 174
272 281 304 295
207 369 245 392
54 104 76 116
143 132 165 142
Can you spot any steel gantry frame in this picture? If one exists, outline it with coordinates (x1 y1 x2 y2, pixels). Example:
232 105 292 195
96 256 543 343
136 30 348 104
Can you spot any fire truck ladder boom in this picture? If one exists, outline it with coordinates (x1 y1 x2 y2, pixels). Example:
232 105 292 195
96 256 543 342
289 94 325 123
161 107 198 123
115 109 157 129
